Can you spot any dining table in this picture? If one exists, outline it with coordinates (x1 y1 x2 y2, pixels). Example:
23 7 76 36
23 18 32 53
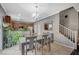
21 33 53 55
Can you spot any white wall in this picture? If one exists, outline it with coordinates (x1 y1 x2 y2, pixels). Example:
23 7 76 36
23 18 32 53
34 13 59 40
52 14 59 41
0 4 6 50
60 7 78 31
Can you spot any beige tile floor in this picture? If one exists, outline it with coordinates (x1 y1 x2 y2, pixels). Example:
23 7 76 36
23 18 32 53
0 42 73 55
36 42 73 55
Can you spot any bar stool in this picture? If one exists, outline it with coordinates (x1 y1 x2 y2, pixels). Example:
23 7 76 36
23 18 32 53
41 34 48 54
21 36 37 55
26 36 37 55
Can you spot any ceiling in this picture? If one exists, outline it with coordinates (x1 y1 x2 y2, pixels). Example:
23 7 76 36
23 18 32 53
1 3 79 23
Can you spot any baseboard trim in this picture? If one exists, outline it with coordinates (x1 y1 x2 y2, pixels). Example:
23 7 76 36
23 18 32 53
54 41 75 49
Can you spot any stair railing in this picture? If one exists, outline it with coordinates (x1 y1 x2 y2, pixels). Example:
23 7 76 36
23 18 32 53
59 24 77 49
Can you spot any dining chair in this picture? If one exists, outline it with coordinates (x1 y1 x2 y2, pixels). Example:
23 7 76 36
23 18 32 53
21 36 37 55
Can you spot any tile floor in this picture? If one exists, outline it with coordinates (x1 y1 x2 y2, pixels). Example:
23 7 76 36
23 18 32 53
0 42 73 55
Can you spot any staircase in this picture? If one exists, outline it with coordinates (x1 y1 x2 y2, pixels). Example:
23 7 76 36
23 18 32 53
59 24 77 49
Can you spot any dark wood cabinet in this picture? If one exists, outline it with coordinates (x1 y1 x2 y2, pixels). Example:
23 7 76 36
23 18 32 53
3 16 11 23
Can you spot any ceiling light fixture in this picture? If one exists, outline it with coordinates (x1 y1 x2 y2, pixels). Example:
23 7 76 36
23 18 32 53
32 3 39 21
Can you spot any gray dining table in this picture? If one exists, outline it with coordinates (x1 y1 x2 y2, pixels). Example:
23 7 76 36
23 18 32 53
21 33 53 55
